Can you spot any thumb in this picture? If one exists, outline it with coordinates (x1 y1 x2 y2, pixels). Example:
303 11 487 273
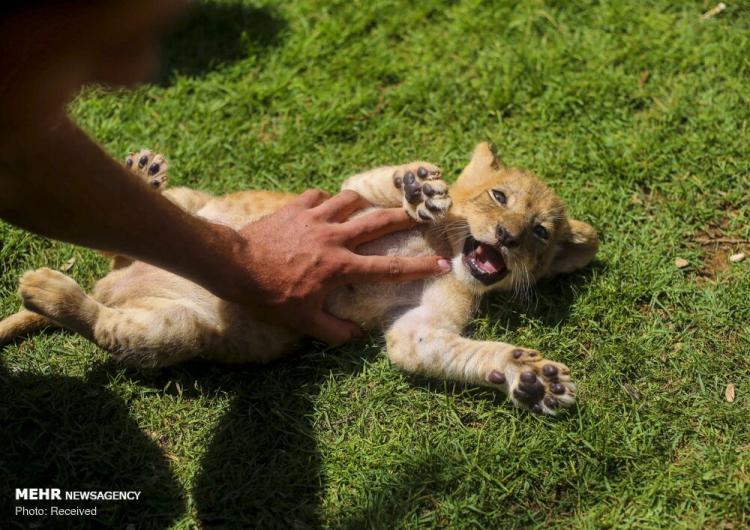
307 311 365 346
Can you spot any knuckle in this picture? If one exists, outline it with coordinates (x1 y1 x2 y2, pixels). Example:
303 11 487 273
339 190 361 201
301 188 327 203
306 206 324 222
339 189 361 201
337 256 358 276
322 223 346 243
320 252 347 275
388 257 402 276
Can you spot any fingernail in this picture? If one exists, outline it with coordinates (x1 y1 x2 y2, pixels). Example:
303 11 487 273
437 258 452 272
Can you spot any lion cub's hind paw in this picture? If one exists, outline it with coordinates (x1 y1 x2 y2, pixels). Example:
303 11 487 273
125 149 169 190
19 268 88 323
393 162 451 222
488 349 576 415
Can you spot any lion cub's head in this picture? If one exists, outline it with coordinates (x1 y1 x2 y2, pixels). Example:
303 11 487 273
446 143 598 294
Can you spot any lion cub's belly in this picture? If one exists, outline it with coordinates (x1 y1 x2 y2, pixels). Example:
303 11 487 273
325 229 447 328
196 190 298 228
193 190 447 328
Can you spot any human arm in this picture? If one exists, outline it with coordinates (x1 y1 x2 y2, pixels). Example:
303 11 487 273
0 118 450 344
0 0 450 345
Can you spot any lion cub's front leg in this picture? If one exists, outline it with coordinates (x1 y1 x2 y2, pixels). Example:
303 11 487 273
342 162 452 222
384 280 576 415
386 312 576 414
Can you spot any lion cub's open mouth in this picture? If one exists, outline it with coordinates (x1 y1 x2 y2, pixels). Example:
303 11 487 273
462 235 508 285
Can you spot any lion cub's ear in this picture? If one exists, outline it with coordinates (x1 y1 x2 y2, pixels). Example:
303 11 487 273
548 219 599 276
468 142 504 171
454 142 504 189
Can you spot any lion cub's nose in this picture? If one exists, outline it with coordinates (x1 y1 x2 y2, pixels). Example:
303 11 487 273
496 225 520 248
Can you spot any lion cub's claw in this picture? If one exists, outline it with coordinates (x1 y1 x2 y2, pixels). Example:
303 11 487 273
487 348 576 415
392 162 451 222
125 149 169 190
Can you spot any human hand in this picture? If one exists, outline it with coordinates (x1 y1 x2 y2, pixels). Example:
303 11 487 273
224 189 451 345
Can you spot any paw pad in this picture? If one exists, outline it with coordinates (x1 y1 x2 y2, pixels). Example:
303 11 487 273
487 370 506 385
125 149 169 190
486 352 576 416
550 383 566 395
511 348 539 361
514 371 546 404
392 162 451 222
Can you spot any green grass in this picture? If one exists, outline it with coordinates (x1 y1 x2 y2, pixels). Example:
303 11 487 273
2 0 750 528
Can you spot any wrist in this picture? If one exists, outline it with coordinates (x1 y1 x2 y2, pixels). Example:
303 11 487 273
197 222 259 303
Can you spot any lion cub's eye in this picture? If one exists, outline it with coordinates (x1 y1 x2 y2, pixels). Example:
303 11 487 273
534 224 550 240
491 190 507 205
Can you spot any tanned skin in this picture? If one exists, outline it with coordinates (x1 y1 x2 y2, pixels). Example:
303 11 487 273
0 0 450 345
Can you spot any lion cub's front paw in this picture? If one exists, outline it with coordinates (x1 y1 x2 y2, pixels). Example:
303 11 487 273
392 162 451 222
125 149 169 190
486 348 576 415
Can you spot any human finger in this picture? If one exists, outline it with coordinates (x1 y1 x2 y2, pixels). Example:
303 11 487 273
342 207 417 248
310 190 371 222
342 254 451 284
291 189 331 209
306 310 365 345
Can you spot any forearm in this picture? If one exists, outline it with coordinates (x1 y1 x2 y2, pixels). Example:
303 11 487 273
0 117 248 299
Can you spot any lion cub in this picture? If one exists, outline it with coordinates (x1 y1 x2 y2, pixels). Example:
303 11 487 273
0 143 597 414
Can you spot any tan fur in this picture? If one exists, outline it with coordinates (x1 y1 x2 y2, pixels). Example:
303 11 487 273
0 309 50 343
0 143 598 414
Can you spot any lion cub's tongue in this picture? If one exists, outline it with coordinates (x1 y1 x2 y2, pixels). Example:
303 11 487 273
475 244 500 274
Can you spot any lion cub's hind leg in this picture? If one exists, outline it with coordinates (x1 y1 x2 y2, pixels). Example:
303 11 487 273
125 149 169 190
20 268 99 338
111 150 213 270
19 268 206 368
124 149 214 213
106 149 172 270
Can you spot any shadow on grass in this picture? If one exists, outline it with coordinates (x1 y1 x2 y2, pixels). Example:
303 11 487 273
187 357 330 529
481 260 607 330
8 263 598 527
334 451 482 530
157 1 286 86
0 362 185 529
190 368 325 528
88 342 383 528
